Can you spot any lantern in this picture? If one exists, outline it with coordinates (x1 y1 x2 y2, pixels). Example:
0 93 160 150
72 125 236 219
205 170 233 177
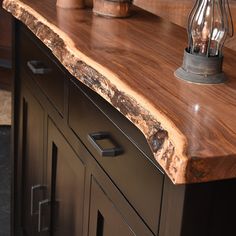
175 0 234 84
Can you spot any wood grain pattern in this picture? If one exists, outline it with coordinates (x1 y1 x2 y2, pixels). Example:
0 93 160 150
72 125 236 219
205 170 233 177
3 0 236 184
133 0 236 51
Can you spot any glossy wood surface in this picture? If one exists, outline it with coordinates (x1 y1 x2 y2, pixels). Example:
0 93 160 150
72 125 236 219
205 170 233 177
133 0 236 51
4 0 236 184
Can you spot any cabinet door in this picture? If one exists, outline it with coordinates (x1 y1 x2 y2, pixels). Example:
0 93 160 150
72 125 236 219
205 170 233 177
47 119 86 236
89 178 152 236
19 86 46 236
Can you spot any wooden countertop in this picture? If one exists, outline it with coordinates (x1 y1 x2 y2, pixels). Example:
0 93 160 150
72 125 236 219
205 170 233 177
3 0 236 184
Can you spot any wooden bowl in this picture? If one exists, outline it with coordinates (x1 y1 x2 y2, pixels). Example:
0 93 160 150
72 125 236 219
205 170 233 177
56 0 85 9
93 0 131 18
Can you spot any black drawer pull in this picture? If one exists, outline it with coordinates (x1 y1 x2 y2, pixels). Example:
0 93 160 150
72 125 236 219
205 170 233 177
88 132 123 157
27 60 51 75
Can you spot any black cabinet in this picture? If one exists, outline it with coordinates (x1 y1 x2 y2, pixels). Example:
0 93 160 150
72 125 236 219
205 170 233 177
13 20 236 236
88 171 160 236
19 83 46 236
16 25 87 235
15 22 156 236
18 83 86 236
69 80 164 234
47 119 85 236
19 25 65 116
89 178 140 236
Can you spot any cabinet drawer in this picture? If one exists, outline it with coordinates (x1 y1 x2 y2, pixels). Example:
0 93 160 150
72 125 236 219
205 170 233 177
18 24 65 115
69 81 164 235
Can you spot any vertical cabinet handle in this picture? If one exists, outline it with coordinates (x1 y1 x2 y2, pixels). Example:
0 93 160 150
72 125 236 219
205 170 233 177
38 199 51 232
88 132 123 157
31 185 46 215
27 60 51 75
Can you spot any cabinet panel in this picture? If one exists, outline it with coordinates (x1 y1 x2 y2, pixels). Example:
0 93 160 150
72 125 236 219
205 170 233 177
89 177 153 236
19 85 46 236
47 119 86 236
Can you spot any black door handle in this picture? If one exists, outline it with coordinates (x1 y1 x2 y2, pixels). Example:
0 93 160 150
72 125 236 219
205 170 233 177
88 132 123 157
27 60 51 75
38 199 50 232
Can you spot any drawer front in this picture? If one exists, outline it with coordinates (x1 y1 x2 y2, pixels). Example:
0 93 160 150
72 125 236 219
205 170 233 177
18 24 65 115
69 81 164 235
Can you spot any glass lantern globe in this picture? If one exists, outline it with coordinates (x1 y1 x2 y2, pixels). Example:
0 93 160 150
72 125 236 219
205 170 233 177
175 0 234 84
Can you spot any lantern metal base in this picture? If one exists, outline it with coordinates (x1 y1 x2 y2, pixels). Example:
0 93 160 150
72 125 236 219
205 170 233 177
175 49 227 84
175 68 226 84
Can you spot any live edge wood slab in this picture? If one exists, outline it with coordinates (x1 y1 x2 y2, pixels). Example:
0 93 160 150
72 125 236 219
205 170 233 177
3 0 236 184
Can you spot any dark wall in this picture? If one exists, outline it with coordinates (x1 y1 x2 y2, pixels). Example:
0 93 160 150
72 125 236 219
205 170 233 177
133 0 236 52
0 0 12 67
